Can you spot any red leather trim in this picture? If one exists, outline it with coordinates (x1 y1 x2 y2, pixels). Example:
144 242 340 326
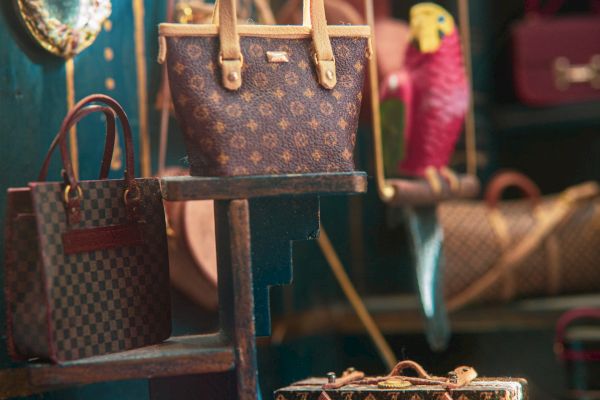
62 223 144 255
555 308 600 345
561 349 600 362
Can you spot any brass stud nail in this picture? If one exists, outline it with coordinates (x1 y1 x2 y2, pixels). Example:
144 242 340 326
326 70 334 80
228 72 239 82
326 372 336 383
104 47 114 62
105 78 116 90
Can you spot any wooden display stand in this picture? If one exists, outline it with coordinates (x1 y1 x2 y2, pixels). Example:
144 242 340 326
0 172 367 399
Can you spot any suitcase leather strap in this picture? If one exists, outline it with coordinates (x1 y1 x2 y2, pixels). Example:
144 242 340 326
448 180 600 311
320 361 478 400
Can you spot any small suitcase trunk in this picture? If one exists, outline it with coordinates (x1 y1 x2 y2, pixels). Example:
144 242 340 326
275 377 528 400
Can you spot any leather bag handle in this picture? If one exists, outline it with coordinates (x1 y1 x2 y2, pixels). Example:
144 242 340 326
485 170 542 210
555 308 600 361
215 0 336 90
58 94 140 223
38 105 117 182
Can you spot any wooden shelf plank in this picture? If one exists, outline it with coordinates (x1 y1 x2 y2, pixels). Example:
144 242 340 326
493 101 600 134
161 172 367 201
0 334 234 399
270 294 600 339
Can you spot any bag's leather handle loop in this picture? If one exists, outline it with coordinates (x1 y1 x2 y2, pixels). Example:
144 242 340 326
38 105 117 182
57 94 139 223
216 0 336 90
555 308 600 355
485 170 541 210
554 308 600 362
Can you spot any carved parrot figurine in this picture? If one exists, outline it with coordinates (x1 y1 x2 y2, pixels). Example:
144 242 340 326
380 2 469 194
380 3 470 351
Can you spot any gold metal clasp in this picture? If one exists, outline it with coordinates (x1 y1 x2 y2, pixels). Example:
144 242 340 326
554 55 600 91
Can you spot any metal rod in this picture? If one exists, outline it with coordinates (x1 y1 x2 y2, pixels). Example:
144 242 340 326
457 0 478 176
364 0 395 202
318 226 397 370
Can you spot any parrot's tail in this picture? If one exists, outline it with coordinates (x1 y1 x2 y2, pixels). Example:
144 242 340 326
403 205 451 351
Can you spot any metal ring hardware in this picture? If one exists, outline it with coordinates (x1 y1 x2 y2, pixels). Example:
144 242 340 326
63 184 83 204
123 185 142 205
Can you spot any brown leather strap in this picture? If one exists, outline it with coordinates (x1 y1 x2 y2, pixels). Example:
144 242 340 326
485 170 541 210
326 361 477 396
216 0 336 90
388 360 432 379
309 0 336 88
56 95 140 223
38 105 116 182
545 234 562 295
321 370 365 390
485 171 542 300
59 95 136 188
217 0 243 90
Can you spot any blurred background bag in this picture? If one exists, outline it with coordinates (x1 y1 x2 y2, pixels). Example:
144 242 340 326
555 308 600 399
439 171 600 310
512 0 600 106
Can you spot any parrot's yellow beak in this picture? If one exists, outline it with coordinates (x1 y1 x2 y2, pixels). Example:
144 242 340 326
410 2 455 54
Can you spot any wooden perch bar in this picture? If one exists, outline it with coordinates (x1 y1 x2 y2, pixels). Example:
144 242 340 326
386 174 480 206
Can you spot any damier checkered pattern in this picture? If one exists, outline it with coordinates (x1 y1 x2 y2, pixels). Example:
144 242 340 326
7 178 171 362
6 212 50 359
439 195 600 306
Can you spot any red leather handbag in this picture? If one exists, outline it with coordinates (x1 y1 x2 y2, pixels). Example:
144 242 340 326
512 0 600 106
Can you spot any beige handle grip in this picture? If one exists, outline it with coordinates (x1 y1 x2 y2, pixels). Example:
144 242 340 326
216 0 336 90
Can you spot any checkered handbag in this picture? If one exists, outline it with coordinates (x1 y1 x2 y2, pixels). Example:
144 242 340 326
4 94 171 363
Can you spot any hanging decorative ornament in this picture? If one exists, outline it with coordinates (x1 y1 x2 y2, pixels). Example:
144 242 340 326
15 0 112 58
